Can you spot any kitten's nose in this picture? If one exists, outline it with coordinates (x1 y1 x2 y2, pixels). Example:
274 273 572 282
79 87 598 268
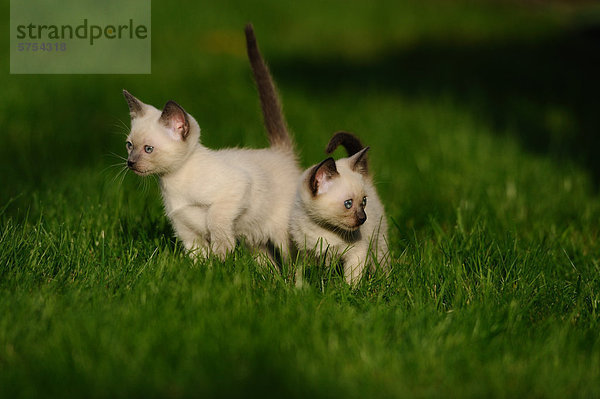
356 210 367 226
127 160 136 169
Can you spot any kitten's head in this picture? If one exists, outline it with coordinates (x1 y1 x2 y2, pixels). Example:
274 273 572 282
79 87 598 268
123 90 200 176
302 147 370 232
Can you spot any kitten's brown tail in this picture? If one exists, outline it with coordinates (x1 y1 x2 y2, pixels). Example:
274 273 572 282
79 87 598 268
245 23 293 152
326 131 365 156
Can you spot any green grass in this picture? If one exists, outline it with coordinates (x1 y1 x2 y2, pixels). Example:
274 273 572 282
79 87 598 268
2 1 600 397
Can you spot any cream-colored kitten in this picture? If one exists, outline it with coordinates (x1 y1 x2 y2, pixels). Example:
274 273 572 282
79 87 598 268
290 132 389 285
122 25 299 260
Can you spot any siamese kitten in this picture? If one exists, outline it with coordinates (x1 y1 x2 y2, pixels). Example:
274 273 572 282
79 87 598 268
290 132 389 285
122 24 299 260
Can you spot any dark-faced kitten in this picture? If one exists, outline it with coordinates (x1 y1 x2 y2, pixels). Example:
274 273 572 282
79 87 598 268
290 132 389 285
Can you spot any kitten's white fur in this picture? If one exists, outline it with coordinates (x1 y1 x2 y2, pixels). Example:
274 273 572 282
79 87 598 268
124 93 300 260
290 135 389 285
122 25 302 261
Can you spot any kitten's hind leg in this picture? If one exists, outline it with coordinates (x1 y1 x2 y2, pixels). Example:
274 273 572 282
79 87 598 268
250 243 281 276
252 243 277 266
370 219 390 275
295 263 305 289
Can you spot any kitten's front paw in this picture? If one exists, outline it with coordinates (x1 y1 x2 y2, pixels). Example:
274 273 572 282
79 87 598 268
344 261 366 287
187 245 211 261
212 242 234 262
209 231 235 261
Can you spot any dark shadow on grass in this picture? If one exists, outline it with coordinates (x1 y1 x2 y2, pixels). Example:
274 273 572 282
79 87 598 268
118 208 175 245
273 24 600 184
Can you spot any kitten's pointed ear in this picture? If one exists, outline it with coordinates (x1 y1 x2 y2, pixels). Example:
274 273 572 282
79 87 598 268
349 146 369 175
123 89 145 118
160 100 190 140
309 157 339 196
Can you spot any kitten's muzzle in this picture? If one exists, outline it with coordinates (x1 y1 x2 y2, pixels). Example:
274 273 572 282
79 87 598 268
127 159 144 175
356 209 367 226
127 159 150 176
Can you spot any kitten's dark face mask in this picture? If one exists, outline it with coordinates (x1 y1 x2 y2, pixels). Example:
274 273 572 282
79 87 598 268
126 147 146 175
355 208 367 227
309 156 370 232
125 139 155 176
344 198 367 230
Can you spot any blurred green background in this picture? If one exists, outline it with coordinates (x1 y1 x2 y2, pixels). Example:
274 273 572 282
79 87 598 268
2 1 600 225
1 1 600 398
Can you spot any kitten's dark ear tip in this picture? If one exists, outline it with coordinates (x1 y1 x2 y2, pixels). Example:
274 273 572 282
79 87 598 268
163 100 185 112
309 157 339 196
351 146 370 175
160 100 190 139
123 89 144 117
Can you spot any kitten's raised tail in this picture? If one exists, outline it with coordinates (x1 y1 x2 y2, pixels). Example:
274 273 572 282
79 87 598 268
326 131 365 156
245 23 293 152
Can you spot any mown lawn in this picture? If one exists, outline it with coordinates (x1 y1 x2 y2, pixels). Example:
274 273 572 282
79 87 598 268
1 1 600 398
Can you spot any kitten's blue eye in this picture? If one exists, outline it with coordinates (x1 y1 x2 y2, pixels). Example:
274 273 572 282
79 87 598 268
344 199 353 209
144 145 154 154
126 141 133 151
362 196 367 207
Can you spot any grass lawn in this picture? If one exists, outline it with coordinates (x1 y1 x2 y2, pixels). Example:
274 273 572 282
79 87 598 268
2 1 600 397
